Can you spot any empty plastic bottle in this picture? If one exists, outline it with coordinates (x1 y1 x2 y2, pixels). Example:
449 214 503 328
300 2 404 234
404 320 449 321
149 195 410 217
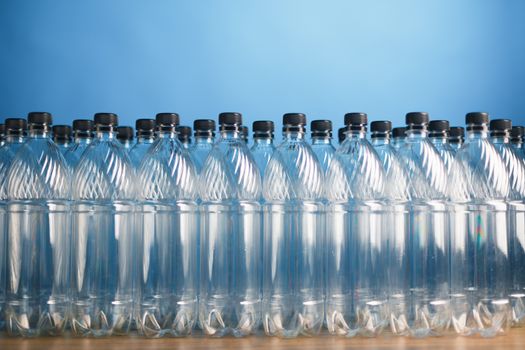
129 119 156 168
71 113 136 337
489 119 525 328
0 124 5 147
392 127 407 151
454 112 511 337
199 112 262 337
448 127 465 152
310 120 336 174
396 112 450 337
137 113 199 337
325 113 387 337
337 127 346 145
177 126 192 149
0 118 27 333
190 119 215 173
64 119 94 168
250 120 275 176
6 112 70 337
370 120 411 336
52 125 72 154
263 113 324 337
117 126 134 151
241 126 249 144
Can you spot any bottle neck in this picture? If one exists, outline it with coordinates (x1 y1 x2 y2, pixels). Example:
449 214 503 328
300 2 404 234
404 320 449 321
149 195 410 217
311 137 332 145
346 130 366 140
254 137 273 145
371 136 390 146
136 134 155 144
29 125 51 138
406 128 428 141
220 129 242 140
466 128 489 141
429 135 448 145
195 135 214 144
284 130 306 140
6 134 25 143
491 135 510 144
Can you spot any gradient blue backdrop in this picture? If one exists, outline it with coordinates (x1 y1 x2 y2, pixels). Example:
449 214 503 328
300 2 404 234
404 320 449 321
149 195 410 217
1 0 525 138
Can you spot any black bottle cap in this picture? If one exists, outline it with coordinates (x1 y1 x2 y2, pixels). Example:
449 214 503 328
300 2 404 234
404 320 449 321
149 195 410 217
311 119 332 132
5 118 27 131
428 120 450 136
510 126 524 142
219 112 242 126
177 125 192 142
370 120 392 133
28 112 52 125
253 120 274 133
465 112 489 125
392 127 407 138
135 119 156 132
52 125 72 138
194 119 215 132
94 112 118 126
72 119 94 132
448 126 465 139
489 119 512 133
344 113 367 126
155 113 179 126
405 112 429 125
117 126 134 141
283 113 307 126
338 127 346 143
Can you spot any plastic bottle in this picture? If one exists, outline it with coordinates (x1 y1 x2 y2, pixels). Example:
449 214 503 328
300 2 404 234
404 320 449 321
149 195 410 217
6 112 70 337
455 112 511 337
337 127 346 145
117 126 134 151
325 113 387 337
370 120 411 336
392 127 407 150
64 119 94 168
310 120 336 174
396 112 450 337
0 118 27 333
263 113 324 337
199 112 262 337
129 119 156 168
241 126 249 144
190 119 215 173
448 126 465 152
489 119 525 328
71 113 136 337
137 113 199 337
250 120 275 176
177 126 192 149
0 124 5 147
52 125 72 154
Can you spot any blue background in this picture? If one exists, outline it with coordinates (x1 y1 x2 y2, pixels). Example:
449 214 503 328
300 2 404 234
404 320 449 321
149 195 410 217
1 0 525 139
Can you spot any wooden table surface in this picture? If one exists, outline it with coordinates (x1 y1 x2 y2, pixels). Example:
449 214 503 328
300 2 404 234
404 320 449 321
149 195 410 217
0 329 524 350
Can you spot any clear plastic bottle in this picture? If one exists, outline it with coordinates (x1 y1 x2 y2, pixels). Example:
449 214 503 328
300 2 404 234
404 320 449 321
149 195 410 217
396 112 450 337
325 114 387 337
117 126 134 152
71 113 136 337
310 120 336 174
448 126 465 153
199 112 262 337
489 119 525 328
6 112 70 337
392 127 407 151
190 119 215 173
241 126 249 144
129 119 156 168
370 120 411 336
52 125 72 155
137 113 199 337
177 126 192 149
64 119 94 168
263 113 324 338
0 118 27 333
455 112 511 337
0 124 5 147
250 120 275 176
337 127 346 145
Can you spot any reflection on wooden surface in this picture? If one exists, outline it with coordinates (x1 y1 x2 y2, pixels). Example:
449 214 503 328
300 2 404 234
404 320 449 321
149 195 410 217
0 328 524 350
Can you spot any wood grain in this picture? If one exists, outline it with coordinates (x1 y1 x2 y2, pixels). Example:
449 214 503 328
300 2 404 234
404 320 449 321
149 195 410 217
0 328 523 350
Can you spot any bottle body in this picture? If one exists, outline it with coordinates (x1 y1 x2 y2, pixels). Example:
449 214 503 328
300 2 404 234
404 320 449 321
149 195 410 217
263 132 325 337
199 130 262 337
6 135 70 337
251 138 275 176
190 136 214 173
71 131 136 337
64 138 92 168
129 138 154 168
311 138 336 174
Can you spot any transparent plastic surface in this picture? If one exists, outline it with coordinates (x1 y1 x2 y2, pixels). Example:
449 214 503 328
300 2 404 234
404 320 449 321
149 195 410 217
251 138 275 176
